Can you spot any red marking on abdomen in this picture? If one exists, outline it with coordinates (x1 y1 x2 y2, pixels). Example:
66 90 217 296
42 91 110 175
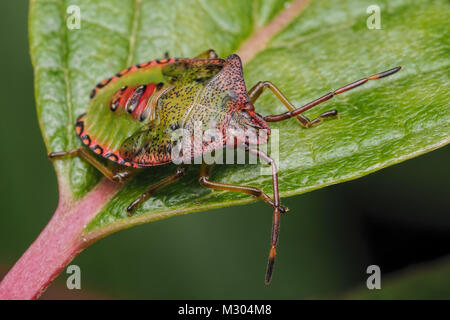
132 83 156 119
76 113 170 168
110 83 157 121
118 87 135 107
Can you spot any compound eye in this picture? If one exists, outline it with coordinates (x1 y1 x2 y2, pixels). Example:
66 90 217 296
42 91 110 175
244 102 255 111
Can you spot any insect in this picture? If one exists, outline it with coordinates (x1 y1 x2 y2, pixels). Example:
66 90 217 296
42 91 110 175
49 49 401 284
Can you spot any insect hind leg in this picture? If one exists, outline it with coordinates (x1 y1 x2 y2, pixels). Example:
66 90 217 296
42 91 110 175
48 148 134 183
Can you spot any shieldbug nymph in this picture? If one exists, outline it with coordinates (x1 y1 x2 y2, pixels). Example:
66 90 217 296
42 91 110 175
49 49 401 284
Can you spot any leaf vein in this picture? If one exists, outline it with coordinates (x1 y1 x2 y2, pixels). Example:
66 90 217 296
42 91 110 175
126 0 142 67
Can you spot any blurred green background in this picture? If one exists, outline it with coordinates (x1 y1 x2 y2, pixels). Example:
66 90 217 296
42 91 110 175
0 1 449 299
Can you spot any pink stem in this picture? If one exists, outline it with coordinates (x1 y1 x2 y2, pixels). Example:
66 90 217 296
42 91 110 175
0 179 120 300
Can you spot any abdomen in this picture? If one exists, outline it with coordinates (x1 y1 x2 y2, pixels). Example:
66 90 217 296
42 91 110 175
75 58 177 167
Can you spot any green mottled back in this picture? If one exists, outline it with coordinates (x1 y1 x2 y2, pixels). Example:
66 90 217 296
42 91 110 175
77 54 250 167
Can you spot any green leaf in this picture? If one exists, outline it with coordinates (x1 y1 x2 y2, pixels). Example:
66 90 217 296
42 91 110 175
30 0 449 240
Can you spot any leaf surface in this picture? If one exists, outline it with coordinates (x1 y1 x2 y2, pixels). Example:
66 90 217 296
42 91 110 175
29 0 449 240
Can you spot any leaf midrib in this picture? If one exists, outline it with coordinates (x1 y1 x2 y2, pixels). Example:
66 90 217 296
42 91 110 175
126 0 141 66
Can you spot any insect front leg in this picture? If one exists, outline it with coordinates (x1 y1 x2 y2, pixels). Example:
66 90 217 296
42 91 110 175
48 148 135 183
126 166 187 215
199 152 284 284
198 163 288 214
247 148 281 285
251 66 401 128
248 81 314 127
194 49 219 59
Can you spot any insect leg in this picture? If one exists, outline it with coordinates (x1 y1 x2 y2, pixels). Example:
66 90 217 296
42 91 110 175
126 166 187 214
254 66 401 127
248 81 310 127
194 49 219 59
247 148 280 284
48 148 135 183
198 163 287 214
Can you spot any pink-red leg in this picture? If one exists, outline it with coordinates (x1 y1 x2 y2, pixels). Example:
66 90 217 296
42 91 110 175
48 148 135 183
251 66 401 127
247 148 281 284
198 148 282 284
198 163 287 214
